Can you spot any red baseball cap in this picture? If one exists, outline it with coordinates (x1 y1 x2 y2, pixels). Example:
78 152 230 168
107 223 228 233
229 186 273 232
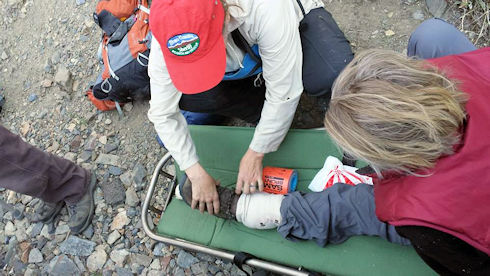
150 0 226 94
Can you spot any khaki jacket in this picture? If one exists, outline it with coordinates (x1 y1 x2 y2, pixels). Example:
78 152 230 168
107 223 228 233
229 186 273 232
148 0 324 170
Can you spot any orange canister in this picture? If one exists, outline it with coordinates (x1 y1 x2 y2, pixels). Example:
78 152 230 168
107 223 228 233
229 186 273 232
262 167 298 195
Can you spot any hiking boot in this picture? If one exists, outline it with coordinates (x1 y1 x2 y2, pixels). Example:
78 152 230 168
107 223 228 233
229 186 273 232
30 200 65 224
67 172 97 234
177 174 240 220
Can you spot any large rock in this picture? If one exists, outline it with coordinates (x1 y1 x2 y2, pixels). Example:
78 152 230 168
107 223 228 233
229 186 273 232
107 230 121 245
59 236 96 256
120 171 132 187
11 257 26 274
153 242 166 257
4 237 18 269
47 255 80 276
131 253 153 267
95 154 120 166
116 267 133 276
5 221 16 236
54 66 73 92
54 224 70 236
73 256 87 274
176 250 198 269
110 249 129 267
104 143 118 153
15 227 28 242
125 187 139 207
29 222 43 238
111 211 130 230
132 163 147 190
87 249 107 272
24 268 41 276
28 248 43 263
150 259 161 270
192 263 210 275
108 166 122 176
101 178 125 205
84 135 98 151
426 0 447 17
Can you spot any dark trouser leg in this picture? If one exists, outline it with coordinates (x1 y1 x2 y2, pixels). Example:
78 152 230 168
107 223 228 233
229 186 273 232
277 183 410 246
0 125 89 204
300 8 354 99
407 18 476 59
179 76 265 123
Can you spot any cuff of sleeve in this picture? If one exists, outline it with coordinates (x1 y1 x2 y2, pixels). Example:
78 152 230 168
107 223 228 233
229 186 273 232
249 140 278 154
177 154 200 171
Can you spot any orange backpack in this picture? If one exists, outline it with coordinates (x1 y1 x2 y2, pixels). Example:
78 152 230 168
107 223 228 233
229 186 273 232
88 0 151 111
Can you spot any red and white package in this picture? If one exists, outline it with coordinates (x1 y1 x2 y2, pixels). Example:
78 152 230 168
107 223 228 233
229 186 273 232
308 156 373 192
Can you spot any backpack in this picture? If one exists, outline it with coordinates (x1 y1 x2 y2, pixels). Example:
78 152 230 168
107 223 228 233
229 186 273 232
88 0 152 110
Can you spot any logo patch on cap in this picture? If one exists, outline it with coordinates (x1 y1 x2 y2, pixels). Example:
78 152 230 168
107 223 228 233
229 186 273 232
167 33 200 56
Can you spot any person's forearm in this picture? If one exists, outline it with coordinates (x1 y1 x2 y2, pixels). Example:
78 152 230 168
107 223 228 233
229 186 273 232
249 95 300 153
185 162 206 181
147 37 199 170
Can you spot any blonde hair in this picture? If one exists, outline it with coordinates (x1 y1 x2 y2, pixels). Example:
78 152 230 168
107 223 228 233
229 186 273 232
324 49 468 175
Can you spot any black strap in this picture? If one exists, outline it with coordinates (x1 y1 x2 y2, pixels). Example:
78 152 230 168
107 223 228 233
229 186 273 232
342 153 376 176
355 165 375 175
231 29 262 67
94 10 122 37
233 252 255 276
108 16 136 44
341 153 357 167
295 0 306 16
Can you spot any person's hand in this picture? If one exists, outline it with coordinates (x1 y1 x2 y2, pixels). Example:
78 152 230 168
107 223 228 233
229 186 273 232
185 163 220 215
236 148 264 194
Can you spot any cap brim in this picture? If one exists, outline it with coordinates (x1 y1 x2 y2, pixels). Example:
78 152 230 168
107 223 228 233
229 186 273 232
165 38 226 94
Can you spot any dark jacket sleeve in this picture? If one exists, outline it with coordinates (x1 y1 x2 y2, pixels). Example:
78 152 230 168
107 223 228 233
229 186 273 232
277 183 411 246
396 226 490 276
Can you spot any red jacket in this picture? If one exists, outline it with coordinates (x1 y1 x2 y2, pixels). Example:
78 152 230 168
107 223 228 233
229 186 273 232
374 47 490 256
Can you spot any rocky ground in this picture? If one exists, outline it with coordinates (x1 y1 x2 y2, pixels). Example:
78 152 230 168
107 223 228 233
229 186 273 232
0 0 476 275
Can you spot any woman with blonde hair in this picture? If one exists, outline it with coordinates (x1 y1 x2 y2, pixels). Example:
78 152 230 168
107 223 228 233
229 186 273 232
323 20 490 274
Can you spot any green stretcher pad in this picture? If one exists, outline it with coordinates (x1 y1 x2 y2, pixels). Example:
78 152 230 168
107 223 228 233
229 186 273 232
157 126 435 275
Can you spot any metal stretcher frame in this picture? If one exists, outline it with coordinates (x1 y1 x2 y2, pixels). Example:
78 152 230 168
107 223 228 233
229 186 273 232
141 152 313 276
